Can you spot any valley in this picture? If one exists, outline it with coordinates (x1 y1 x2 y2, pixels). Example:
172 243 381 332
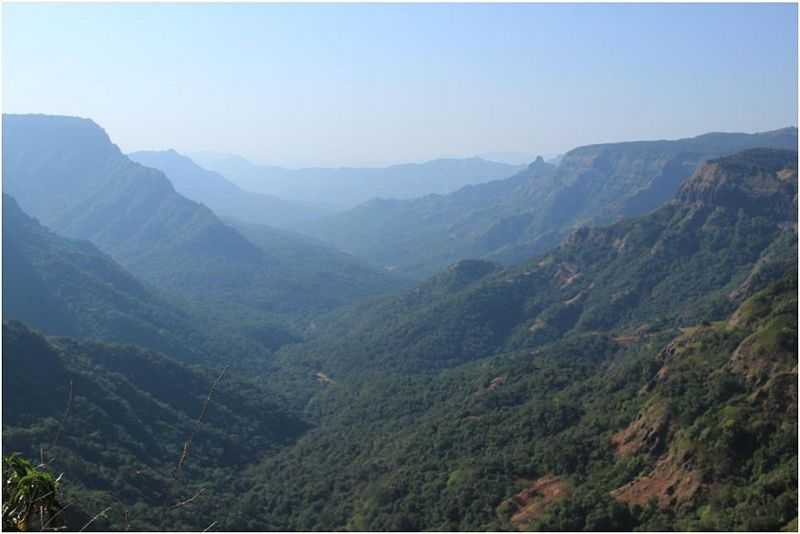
2 111 796 531
5 5 798 530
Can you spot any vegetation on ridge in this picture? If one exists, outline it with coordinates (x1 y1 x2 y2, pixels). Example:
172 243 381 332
1 114 796 531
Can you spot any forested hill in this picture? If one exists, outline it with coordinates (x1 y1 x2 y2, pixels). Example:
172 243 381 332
2 194 291 366
300 128 797 278
232 269 798 531
223 149 797 531
2 321 309 531
297 157 558 278
2 114 405 319
269 148 797 380
128 149 327 228
2 114 263 295
1 139 795 530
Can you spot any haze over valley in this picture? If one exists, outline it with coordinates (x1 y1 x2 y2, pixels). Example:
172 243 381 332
2 3 798 532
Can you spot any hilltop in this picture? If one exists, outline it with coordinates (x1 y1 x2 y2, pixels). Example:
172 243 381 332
299 128 797 278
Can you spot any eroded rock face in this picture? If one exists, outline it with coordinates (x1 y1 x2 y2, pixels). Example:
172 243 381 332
609 275 798 515
677 148 797 220
610 452 702 509
611 403 671 458
500 475 571 531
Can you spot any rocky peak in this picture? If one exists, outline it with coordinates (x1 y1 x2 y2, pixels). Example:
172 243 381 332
677 148 797 218
528 155 547 169
3 113 119 160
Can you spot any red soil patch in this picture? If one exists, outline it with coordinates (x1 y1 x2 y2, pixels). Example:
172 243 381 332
487 376 506 391
610 404 670 458
611 325 656 346
506 475 570 530
610 453 702 509
612 335 641 346
655 365 669 381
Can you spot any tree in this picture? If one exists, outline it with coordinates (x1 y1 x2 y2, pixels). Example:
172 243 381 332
2 454 64 531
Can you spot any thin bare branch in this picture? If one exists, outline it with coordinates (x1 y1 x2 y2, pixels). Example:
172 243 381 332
174 366 228 478
171 487 207 509
41 502 73 530
29 489 56 505
78 506 111 532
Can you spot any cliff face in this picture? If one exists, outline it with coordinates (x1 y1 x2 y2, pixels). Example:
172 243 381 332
676 148 797 220
2 114 403 318
2 114 264 278
299 128 798 277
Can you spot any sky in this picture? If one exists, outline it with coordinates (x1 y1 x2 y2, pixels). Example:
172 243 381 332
3 3 798 168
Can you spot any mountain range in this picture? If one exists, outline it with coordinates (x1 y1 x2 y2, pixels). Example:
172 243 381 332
297 128 798 278
268 148 798 378
128 149 329 228
229 147 798 531
190 151 524 210
2 114 406 325
2 113 796 531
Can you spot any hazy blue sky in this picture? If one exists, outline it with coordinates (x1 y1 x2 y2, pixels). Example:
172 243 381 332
4 3 797 167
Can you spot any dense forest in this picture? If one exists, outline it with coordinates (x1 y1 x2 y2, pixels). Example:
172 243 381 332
2 113 797 531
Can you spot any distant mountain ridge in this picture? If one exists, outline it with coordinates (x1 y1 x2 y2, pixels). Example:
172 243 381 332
2 114 406 321
190 151 524 209
3 114 263 289
273 147 797 377
298 127 797 278
128 149 329 228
